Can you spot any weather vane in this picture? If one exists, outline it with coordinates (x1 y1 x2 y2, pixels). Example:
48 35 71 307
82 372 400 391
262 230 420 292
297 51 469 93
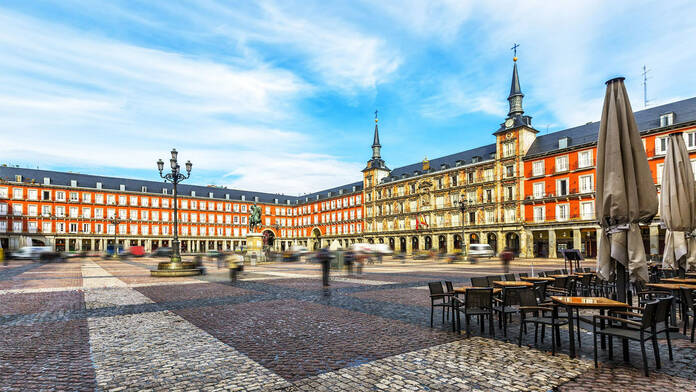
374 109 378 123
511 43 519 61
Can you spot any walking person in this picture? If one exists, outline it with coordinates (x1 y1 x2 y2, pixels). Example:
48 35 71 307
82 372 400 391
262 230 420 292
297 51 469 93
501 247 513 274
317 247 331 287
344 249 354 277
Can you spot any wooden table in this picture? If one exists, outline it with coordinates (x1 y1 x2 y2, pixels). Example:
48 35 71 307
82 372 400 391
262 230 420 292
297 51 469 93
453 287 502 295
549 275 571 278
550 296 629 359
492 280 533 287
686 272 696 278
520 276 555 283
661 278 696 284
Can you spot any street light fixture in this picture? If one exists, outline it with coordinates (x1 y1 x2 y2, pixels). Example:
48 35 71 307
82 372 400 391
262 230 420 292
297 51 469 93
151 148 200 277
455 195 471 255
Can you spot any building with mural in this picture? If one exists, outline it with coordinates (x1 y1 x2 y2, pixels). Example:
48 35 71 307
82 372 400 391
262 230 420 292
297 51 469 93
1 59 695 257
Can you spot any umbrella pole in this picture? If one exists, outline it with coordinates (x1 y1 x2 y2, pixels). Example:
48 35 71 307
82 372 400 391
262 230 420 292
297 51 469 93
615 261 628 303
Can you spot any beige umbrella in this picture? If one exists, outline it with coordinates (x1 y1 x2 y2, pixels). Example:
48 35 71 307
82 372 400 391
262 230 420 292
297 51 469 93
596 77 658 296
661 132 696 274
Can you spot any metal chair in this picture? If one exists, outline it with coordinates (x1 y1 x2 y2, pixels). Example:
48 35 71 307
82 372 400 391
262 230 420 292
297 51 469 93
493 287 523 337
517 287 567 355
504 273 516 281
453 287 495 337
594 300 661 376
518 272 529 278
486 275 503 287
680 288 696 342
471 276 489 287
428 282 452 327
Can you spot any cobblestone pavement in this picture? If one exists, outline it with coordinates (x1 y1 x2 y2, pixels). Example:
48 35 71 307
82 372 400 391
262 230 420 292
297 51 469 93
0 257 694 391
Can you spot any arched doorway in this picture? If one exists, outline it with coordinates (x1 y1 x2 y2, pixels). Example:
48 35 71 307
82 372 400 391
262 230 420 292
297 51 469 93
469 233 479 244
487 233 497 253
379 238 384 244
262 230 275 248
412 237 419 251
399 237 406 252
368 238 375 244
438 235 446 252
388 237 395 251
505 232 520 255
424 236 432 250
453 234 462 250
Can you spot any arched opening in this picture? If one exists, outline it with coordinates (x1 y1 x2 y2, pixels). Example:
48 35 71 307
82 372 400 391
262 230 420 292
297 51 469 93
379 238 384 244
424 236 432 250
262 230 275 248
388 237 395 251
487 233 497 253
469 233 479 244
399 237 406 252
438 235 446 253
368 238 375 244
453 234 462 250
412 236 419 251
505 232 520 255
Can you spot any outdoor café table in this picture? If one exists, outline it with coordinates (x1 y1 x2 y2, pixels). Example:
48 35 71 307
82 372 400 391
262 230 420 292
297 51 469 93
550 296 630 359
686 272 696 278
661 278 696 284
492 281 534 288
520 276 555 283
549 274 571 278
646 283 696 327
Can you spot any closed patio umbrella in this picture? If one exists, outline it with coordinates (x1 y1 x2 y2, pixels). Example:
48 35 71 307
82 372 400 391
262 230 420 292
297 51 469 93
661 132 696 276
596 77 658 301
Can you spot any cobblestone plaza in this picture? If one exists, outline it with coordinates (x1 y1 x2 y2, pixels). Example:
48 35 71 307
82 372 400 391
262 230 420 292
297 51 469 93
1 257 694 391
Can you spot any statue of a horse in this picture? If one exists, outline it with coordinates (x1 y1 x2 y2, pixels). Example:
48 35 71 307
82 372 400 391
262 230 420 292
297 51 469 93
248 204 262 232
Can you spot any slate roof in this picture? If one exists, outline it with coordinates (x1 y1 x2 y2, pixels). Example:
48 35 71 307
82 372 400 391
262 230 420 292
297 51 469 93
381 143 497 183
525 96 696 158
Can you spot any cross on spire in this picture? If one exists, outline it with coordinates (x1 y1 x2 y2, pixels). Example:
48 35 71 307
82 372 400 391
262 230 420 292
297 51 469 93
374 109 378 123
511 43 519 60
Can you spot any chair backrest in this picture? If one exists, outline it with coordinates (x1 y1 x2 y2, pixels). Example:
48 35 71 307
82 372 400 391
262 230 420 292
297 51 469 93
504 273 516 281
681 288 695 310
518 287 538 308
533 281 547 301
581 274 592 286
551 270 561 275
518 272 529 278
486 275 502 287
428 282 445 295
465 288 493 310
653 296 673 325
562 268 568 274
584 267 591 272
471 277 489 287
663 269 676 278
445 281 454 293
502 287 524 306
640 300 660 329
537 271 546 277
554 276 568 288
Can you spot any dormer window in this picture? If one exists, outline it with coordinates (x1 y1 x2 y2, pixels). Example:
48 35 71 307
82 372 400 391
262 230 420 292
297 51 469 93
660 112 674 127
440 164 447 170
191 190 196 197
119 184 125 191
70 180 77 187
455 160 463 166
43 177 50 185
558 137 570 149
209 192 214 198
472 156 481 163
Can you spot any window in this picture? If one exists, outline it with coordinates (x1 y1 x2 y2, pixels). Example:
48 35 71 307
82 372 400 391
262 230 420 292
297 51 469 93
555 155 569 172
0 188 8 199
556 204 569 221
685 132 696 150
580 201 594 220
41 205 51 216
654 136 668 155
505 186 514 201
95 194 104 204
556 179 568 196
13 221 23 232
484 210 495 224
578 150 593 168
13 188 23 199
130 196 138 206
467 172 474 183
69 192 79 202
505 165 514 178
579 175 593 193
106 194 115 204
69 223 78 233
502 142 515 157
42 190 50 200
534 206 545 222
660 113 674 127
505 208 515 223
56 191 66 201
28 189 37 200
118 195 126 205
42 222 51 233
656 163 664 184
0 203 6 215
82 193 91 203
533 182 545 199
12 204 22 215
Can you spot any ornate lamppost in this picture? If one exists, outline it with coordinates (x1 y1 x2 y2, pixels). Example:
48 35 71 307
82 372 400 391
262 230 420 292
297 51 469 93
151 148 200 276
455 195 471 255
110 217 119 258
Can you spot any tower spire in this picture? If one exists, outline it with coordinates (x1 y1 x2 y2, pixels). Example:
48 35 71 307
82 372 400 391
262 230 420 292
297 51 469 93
372 110 381 159
507 48 524 118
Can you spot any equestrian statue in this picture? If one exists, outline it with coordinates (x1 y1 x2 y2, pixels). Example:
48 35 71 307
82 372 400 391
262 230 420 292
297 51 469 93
248 203 262 232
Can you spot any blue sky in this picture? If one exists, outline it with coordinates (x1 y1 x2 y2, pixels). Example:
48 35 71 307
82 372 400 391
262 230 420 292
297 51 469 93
1 1 695 194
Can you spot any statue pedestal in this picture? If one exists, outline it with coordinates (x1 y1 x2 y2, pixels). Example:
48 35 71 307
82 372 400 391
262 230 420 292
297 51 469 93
245 233 264 265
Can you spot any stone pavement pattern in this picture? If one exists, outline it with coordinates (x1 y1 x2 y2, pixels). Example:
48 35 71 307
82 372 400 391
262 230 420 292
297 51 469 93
0 257 695 391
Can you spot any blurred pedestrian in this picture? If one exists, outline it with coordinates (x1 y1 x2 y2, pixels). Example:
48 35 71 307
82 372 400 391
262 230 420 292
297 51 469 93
318 247 331 287
344 249 354 277
501 247 513 273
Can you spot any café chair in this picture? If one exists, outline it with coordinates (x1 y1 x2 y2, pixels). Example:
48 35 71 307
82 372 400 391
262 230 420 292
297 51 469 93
452 287 495 337
517 287 567 355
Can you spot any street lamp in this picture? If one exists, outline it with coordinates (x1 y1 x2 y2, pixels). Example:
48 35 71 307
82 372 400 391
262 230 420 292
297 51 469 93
455 195 471 255
151 148 199 277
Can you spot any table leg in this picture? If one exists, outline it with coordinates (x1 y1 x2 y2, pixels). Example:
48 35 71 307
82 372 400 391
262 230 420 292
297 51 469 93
600 309 606 350
567 305 575 358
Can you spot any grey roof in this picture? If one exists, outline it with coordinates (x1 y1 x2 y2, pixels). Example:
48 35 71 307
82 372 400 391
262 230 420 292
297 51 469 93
382 143 497 183
372 123 381 147
298 181 363 204
509 62 523 98
525 96 696 158
0 166 363 205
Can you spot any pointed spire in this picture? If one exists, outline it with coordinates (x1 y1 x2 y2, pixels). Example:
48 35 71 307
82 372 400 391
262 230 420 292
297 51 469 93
372 110 381 159
507 58 524 117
